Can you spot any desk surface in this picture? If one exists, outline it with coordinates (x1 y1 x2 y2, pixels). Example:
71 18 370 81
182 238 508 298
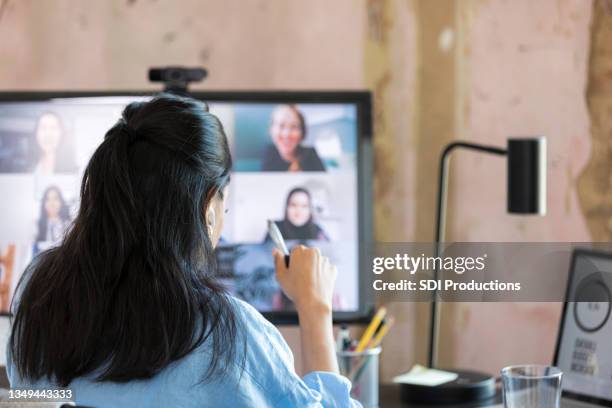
380 384 502 408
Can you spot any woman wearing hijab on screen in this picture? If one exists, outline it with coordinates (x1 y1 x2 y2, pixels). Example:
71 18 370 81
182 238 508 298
264 187 329 243
261 105 326 172
31 112 77 175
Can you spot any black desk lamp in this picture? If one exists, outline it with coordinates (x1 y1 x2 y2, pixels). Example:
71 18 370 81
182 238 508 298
401 137 547 404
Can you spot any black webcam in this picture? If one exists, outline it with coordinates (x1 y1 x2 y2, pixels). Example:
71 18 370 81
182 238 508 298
148 67 207 94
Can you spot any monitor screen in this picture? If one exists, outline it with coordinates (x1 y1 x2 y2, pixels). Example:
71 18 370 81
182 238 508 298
555 250 612 404
0 92 372 321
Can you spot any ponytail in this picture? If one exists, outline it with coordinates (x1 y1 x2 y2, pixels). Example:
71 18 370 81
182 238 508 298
10 93 242 386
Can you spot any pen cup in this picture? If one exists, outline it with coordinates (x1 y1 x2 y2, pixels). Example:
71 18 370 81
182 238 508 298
337 347 381 408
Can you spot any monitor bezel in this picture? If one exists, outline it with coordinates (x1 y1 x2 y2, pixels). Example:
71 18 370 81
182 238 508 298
553 248 612 407
0 91 375 324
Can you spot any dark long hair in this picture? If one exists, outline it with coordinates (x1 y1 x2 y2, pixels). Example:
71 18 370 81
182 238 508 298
10 94 242 387
35 185 71 242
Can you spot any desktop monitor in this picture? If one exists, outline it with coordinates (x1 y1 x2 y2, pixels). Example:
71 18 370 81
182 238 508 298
0 91 373 322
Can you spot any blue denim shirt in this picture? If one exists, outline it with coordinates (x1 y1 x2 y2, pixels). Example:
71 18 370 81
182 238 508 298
7 297 361 407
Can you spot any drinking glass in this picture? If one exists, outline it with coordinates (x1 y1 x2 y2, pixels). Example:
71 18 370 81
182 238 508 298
501 365 563 408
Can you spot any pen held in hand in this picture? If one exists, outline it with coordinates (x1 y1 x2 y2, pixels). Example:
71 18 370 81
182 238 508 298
268 220 290 267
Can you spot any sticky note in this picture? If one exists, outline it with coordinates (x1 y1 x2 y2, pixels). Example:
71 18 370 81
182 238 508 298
392 364 459 387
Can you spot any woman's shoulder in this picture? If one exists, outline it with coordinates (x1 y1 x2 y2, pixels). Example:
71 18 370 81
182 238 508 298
297 146 325 171
176 297 300 404
227 295 266 323
261 144 287 171
228 296 295 370
228 297 290 354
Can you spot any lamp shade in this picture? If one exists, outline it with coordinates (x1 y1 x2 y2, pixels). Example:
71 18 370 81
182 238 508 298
507 137 546 214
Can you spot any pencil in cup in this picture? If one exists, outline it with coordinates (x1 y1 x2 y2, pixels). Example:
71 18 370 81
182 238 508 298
350 316 394 383
355 306 387 353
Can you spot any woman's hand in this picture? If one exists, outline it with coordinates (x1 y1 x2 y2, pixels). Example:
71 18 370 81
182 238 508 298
273 245 337 314
273 245 340 374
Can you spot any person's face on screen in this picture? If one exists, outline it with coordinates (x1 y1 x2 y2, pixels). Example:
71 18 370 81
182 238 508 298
286 191 311 227
44 189 62 220
36 113 63 155
270 106 303 160
207 186 228 248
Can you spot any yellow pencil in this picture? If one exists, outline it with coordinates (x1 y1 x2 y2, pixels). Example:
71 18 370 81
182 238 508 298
369 316 394 349
355 306 387 352
349 316 395 383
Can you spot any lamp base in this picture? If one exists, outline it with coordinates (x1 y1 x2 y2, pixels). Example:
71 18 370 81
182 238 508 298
399 369 496 404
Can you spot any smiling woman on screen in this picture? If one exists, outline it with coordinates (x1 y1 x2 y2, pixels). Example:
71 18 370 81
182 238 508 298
262 104 326 172
8 94 358 408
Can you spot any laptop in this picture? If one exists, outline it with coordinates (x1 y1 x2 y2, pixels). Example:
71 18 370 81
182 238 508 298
490 248 612 408
551 249 612 408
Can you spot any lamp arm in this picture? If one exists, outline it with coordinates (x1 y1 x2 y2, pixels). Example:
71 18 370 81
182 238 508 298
428 141 507 368
434 142 507 244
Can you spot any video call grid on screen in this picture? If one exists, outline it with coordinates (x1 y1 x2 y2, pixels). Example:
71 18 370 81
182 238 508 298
0 92 373 323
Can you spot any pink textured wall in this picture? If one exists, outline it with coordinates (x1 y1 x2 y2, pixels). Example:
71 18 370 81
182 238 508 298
447 0 593 374
0 0 365 90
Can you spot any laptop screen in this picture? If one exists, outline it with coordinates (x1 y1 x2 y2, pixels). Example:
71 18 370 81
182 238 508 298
555 250 612 404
